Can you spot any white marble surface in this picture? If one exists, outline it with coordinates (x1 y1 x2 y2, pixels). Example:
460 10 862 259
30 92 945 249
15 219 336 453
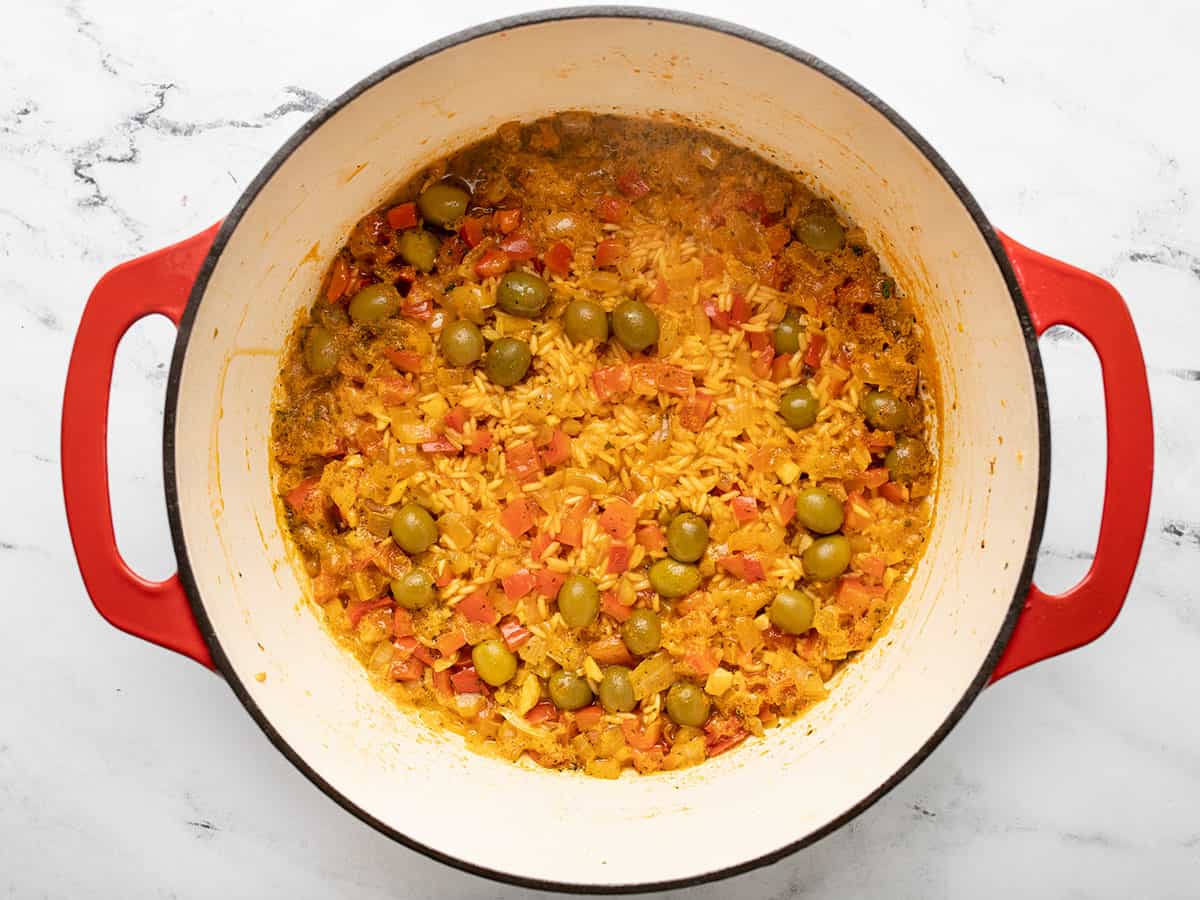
2 0 1197 896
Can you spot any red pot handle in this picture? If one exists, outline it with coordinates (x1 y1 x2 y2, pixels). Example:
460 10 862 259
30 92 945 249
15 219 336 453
990 233 1153 681
61 225 221 669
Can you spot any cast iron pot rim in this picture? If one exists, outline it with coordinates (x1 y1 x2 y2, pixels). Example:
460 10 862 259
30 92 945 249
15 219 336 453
162 6 1051 894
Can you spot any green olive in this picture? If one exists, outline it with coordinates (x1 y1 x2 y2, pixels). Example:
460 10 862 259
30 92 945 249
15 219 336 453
548 670 593 711
439 320 485 366
390 503 438 554
862 389 909 430
598 666 636 713
611 300 659 352
483 337 533 387
666 512 709 563
304 325 339 375
803 534 851 581
398 229 440 273
794 213 845 252
390 569 436 610
665 681 710 727
621 608 662 656
794 487 844 535
885 435 929 484
417 182 470 227
557 574 600 628
348 283 400 324
564 299 609 344
779 384 819 429
648 558 701 598
472 639 518 686
769 588 815 635
496 271 550 318
773 314 802 355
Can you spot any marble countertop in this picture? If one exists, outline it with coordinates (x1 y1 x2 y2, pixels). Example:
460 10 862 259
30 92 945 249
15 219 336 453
3 0 1197 896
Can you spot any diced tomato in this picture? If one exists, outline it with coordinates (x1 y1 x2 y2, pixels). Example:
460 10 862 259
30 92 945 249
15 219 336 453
502 569 536 601
539 429 572 467
651 277 669 305
343 267 365 299
390 656 426 682
529 531 554 562
377 375 416 406
636 523 666 553
621 717 662 751
771 353 793 382
592 364 631 401
392 265 418 285
679 391 715 432
346 596 392 629
385 349 424 374
458 216 485 247
525 701 558 725
535 568 566 599
443 405 470 432
474 249 510 278
736 190 766 216
846 468 890 492
732 495 758 523
506 441 543 483
595 239 625 268
495 208 522 234
702 254 724 279
684 649 719 677
607 542 631 574
858 555 886 581
386 202 418 230
843 490 872 531
718 554 765 583
325 255 350 303
498 615 533 650
437 630 467 657
466 429 493 455
866 430 898 453
433 668 453 696
500 497 537 538
458 590 500 625
879 481 910 504
747 330 771 353
284 477 322 515
499 231 537 261
543 241 572 278
730 293 750 325
393 607 414 637
653 363 693 396
777 494 796 524
702 299 730 332
835 577 886 615
598 499 637 539
601 591 633 622
451 666 485 694
400 295 434 322
803 332 827 368
750 346 775 379
434 568 453 588
574 706 604 730
595 195 629 223
765 222 792 255
616 167 651 199
704 718 748 756
420 436 458 454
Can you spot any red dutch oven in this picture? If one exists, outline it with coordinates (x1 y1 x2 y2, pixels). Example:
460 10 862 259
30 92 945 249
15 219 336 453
61 9 1153 893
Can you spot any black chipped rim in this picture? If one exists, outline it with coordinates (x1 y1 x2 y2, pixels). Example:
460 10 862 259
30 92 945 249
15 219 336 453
162 6 1051 894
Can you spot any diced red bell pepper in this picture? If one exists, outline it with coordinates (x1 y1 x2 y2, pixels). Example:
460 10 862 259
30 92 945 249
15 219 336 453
598 499 637 539
748 330 771 353
386 202 418 230
702 254 724 279
765 222 792 255
621 717 662 751
771 353 793 382
420 436 458 454
499 231 537 261
539 429 572 467
450 666 485 694
444 405 470 432
401 295 434 322
458 590 500 625
592 364 631 401
736 190 766 216
595 239 625 269
777 494 796 524
616 168 651 199
879 481 910 504
385 349 424 373
636 523 666 553
529 531 554 562
499 615 533 651
433 668 453 696
506 441 544 483
535 568 566 599
284 477 322 515
843 490 872 531
501 569 536 601
684 649 719 677
835 577 886 615
653 363 692 396
459 216 485 248
325 256 350 303
607 542 631 574
574 706 604 730
557 498 595 548
474 249 510 278
846 468 890 493
731 495 758 523
434 568 453 588
495 208 522 234
704 717 748 756
600 590 633 623
346 596 393 629
393 635 436 666
595 195 629 223
437 630 467 657
858 555 886 581
804 333 827 368
730 293 750 325
750 346 775 379
466 429 493 455
718 554 765 583
525 701 558 725
378 375 417 405
390 656 426 682
500 497 537 538
679 391 715 432
702 299 730 332
651 277 669 305
393 607 414 637
543 241 572 278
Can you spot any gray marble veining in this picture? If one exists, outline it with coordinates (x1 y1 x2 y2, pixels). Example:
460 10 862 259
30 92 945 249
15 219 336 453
2 0 1197 897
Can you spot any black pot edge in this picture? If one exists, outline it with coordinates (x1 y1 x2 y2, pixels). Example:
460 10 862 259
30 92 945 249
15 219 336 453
161 6 1051 894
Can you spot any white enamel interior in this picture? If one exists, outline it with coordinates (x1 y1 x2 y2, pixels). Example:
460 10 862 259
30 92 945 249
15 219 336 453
170 17 1042 889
